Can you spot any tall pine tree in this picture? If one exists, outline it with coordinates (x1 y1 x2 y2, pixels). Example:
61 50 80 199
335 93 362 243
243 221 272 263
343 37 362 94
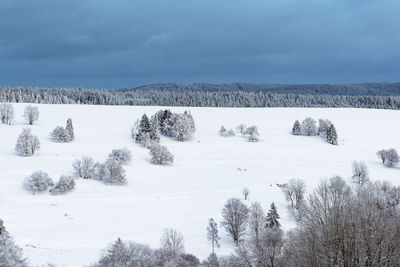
266 202 281 228
327 124 338 145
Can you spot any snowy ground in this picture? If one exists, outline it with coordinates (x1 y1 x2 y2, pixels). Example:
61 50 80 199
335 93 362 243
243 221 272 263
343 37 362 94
1 103 400 266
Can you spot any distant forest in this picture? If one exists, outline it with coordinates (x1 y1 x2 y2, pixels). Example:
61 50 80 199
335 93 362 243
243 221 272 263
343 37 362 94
2 82 400 109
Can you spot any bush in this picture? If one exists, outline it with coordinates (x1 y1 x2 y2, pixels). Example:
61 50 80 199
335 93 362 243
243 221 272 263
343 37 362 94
24 170 54 194
108 148 132 165
50 176 76 195
150 143 174 165
72 156 96 179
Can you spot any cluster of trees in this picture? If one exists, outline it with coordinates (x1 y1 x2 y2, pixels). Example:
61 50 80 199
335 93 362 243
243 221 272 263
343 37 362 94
220 124 260 142
73 148 132 185
377 148 399 167
219 126 235 137
24 170 75 195
1 103 39 125
5 85 400 109
155 109 196 142
51 118 74 142
292 117 338 145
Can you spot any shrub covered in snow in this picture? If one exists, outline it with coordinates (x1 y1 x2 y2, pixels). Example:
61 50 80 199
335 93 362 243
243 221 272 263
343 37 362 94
23 105 39 125
150 143 174 165
96 158 127 185
24 170 54 194
0 103 14 125
108 148 132 165
73 156 96 179
15 128 40 156
51 119 74 142
50 175 76 195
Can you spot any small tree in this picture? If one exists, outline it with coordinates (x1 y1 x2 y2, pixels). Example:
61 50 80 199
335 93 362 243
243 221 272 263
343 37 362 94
301 117 317 136
50 175 76 195
248 131 260 142
24 170 54 194
108 148 132 165
282 179 306 209
237 124 246 134
243 126 259 136
51 126 72 142
242 187 250 200
377 149 399 167
136 114 151 143
221 198 249 244
73 156 96 179
15 128 40 156
160 228 185 258
326 123 338 145
66 118 74 140
249 202 266 242
219 126 227 135
150 143 174 165
98 158 127 185
23 105 39 125
266 202 281 228
223 129 235 137
352 161 369 185
292 120 301 135
207 218 220 254
0 103 14 125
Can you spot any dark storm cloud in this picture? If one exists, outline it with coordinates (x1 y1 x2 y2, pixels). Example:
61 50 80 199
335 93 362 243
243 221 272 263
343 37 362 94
0 0 399 88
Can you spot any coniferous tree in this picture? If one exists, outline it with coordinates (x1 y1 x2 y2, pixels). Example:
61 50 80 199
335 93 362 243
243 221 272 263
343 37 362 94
292 120 301 135
66 118 74 140
326 124 338 145
135 114 151 143
266 202 281 228
0 219 28 266
149 116 160 143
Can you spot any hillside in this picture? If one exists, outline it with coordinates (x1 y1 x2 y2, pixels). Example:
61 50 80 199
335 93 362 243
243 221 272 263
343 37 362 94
1 104 400 266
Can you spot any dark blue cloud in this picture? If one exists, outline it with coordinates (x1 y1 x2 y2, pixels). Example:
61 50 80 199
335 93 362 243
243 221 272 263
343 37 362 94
0 0 399 88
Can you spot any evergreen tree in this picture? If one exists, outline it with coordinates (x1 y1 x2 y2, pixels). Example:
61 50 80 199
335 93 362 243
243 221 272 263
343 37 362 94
135 114 151 142
149 116 160 142
0 219 28 266
66 118 74 140
266 202 281 228
326 124 338 145
292 120 301 135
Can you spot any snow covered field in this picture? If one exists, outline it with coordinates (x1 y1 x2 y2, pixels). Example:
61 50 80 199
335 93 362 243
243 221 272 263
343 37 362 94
1 103 400 266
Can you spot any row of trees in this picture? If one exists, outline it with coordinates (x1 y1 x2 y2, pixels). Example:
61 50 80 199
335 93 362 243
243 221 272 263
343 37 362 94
1 103 39 125
292 117 338 145
4 86 400 109
219 124 260 142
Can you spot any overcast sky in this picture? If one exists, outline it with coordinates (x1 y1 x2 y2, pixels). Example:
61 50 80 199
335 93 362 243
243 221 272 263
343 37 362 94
0 0 399 89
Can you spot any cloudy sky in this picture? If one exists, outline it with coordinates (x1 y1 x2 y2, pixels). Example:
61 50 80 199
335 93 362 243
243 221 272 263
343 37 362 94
0 0 399 89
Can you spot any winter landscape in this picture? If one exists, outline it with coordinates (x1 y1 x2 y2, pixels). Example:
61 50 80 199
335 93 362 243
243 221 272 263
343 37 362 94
1 103 400 266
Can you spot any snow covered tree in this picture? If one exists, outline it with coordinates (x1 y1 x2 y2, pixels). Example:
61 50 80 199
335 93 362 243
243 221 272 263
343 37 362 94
108 148 132 165
224 129 235 137
51 126 71 142
97 158 127 185
248 131 260 142
23 105 39 125
50 175 75 195
207 218 220 254
318 119 331 138
15 128 40 156
242 187 250 200
352 161 369 186
219 126 227 135
160 228 185 258
175 111 195 141
377 148 399 167
237 124 246 134
130 119 140 140
292 120 301 135
66 118 74 140
326 123 338 145
135 114 151 143
203 253 219 267
221 198 249 244
73 156 96 179
301 117 317 136
24 170 54 194
0 103 14 125
249 202 266 242
0 219 28 267
149 116 160 143
266 202 281 228
149 143 174 165
242 125 259 136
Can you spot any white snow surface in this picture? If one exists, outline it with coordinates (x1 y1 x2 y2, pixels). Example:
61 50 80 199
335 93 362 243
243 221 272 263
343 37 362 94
1 103 400 266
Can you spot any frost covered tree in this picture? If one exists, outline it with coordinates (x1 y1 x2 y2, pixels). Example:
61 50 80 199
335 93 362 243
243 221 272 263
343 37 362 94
66 118 74 140
207 218 220 254
24 170 54 194
97 158 127 185
292 120 301 135
203 253 219 267
160 228 185 258
219 126 227 135
248 131 260 142
50 175 75 195
149 116 160 143
377 148 399 167
301 117 317 136
135 114 151 143
150 143 174 165
23 105 39 125
73 156 96 179
266 202 280 228
224 129 235 137
175 111 196 141
318 119 331 138
0 103 14 125
242 187 250 200
51 126 71 142
237 124 246 134
15 128 40 156
0 219 28 267
352 161 369 185
221 198 249 244
282 179 306 209
108 148 132 165
242 125 259 136
326 123 338 145
249 202 266 241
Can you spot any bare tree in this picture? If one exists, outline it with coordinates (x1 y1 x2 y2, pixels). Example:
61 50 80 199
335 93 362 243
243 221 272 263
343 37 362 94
249 202 266 242
207 218 220 254
352 161 369 185
377 148 399 167
242 187 250 200
72 156 96 179
160 228 185 258
221 198 249 244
